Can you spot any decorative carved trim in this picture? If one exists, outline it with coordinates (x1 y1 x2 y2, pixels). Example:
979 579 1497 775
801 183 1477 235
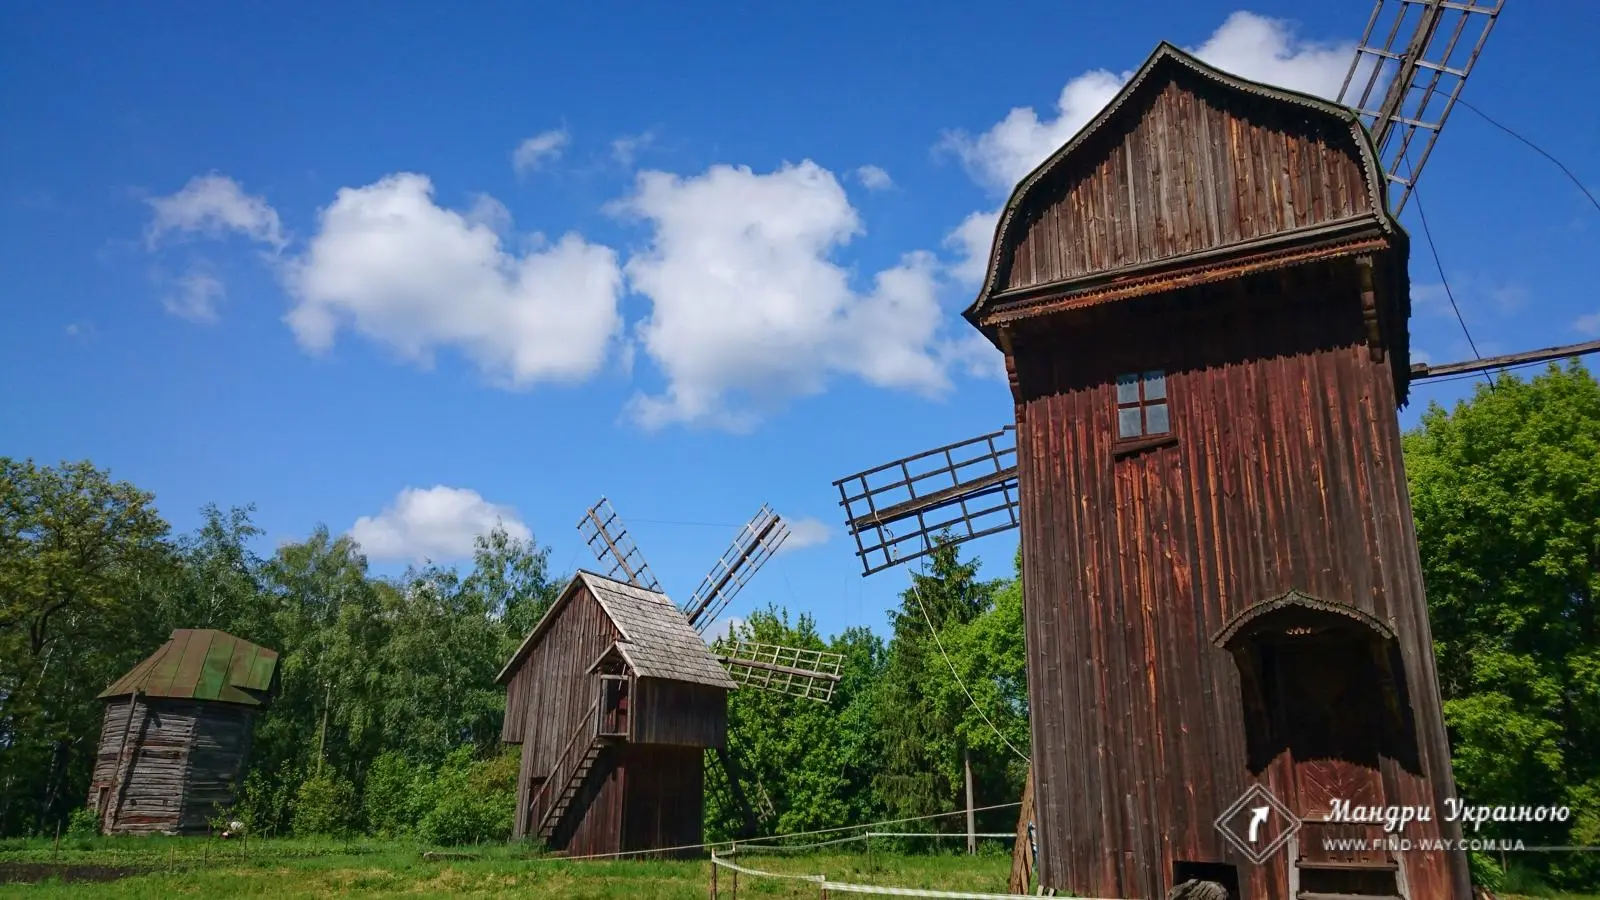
1358 255 1385 363
1211 589 1398 649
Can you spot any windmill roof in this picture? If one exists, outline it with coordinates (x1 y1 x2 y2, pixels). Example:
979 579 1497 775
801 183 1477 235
963 40 1401 333
99 629 279 707
497 570 736 690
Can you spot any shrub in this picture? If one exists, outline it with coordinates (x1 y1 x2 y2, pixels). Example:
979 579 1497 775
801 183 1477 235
66 807 99 837
416 746 517 846
292 771 357 837
362 751 423 839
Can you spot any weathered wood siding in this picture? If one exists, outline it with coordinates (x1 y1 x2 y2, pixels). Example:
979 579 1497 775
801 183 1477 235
998 68 1376 296
631 680 726 748
1009 267 1467 899
88 698 254 835
621 745 705 857
505 585 621 842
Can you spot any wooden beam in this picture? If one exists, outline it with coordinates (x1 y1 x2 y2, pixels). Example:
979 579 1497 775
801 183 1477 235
846 467 1018 531
1411 339 1600 380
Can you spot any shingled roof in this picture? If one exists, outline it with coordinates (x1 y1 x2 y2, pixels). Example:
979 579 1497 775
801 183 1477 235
99 629 279 707
497 571 737 690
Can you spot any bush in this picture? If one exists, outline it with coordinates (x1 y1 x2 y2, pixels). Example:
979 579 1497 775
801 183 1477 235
362 751 424 839
292 771 357 837
1467 851 1504 891
66 807 99 837
416 747 517 846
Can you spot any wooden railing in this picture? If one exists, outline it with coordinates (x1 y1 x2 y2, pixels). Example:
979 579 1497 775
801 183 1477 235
530 696 600 835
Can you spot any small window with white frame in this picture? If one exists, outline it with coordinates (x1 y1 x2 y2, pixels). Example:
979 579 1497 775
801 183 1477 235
1115 370 1170 440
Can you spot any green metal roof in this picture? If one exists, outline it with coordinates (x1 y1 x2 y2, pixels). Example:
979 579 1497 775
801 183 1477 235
99 629 280 707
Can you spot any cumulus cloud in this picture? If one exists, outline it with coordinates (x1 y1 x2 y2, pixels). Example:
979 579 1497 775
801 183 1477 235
512 129 569 175
284 173 625 387
613 161 958 430
162 269 226 323
1576 312 1600 336
146 173 286 250
853 165 894 191
940 12 1358 278
350 486 531 562
778 516 831 553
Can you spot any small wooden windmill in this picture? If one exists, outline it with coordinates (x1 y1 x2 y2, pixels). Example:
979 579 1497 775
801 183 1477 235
498 498 844 857
831 3 1517 898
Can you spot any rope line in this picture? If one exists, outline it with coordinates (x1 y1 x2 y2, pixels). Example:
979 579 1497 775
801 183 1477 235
710 852 1130 899
1456 98 1600 215
538 801 1023 862
906 566 1030 763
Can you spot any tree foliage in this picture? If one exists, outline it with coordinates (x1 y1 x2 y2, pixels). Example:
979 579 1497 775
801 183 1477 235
1406 362 1600 887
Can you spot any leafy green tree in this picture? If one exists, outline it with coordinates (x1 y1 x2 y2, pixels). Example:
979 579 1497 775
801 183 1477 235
1405 362 1600 888
0 458 175 835
872 538 1002 830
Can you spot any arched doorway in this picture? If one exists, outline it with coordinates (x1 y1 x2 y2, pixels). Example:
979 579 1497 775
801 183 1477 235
1214 590 1418 897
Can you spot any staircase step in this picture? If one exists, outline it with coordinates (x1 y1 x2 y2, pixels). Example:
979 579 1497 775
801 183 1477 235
1297 859 1399 871
1298 893 1402 900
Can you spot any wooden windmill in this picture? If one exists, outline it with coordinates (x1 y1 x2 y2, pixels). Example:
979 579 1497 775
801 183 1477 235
497 498 844 857
831 3 1533 898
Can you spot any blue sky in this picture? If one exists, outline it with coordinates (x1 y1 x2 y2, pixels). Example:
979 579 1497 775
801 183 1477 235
3 1 1596 642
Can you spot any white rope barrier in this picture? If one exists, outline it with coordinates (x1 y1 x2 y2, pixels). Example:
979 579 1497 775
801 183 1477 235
711 852 1125 899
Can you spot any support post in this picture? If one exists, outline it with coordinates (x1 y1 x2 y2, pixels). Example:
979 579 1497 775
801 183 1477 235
965 748 976 855
1010 763 1036 895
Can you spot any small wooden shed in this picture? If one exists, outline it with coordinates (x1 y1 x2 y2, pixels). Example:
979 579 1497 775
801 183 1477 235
88 629 279 835
498 571 737 857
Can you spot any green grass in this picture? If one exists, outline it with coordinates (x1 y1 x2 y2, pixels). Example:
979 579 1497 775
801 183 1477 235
0 837 1013 898
5 838 1598 898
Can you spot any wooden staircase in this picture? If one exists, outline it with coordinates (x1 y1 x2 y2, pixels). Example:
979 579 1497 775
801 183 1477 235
1295 849 1404 899
531 696 623 844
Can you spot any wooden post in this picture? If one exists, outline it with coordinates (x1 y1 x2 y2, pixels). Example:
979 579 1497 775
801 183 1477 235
710 855 718 899
53 821 61 859
1009 763 1036 895
964 748 976 855
865 831 872 871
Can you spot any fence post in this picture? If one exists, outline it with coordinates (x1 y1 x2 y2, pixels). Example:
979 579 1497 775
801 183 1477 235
710 855 717 899
865 831 872 872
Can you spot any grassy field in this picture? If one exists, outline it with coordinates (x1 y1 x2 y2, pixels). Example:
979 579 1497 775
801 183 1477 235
0 836 1016 898
3 836 1597 898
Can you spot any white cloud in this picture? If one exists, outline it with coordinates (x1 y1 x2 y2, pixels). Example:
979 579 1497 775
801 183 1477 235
349 486 531 562
612 132 656 167
162 269 225 323
146 173 286 250
1576 312 1600 337
612 161 958 430
946 207 1001 287
512 129 569 175
853 165 894 191
940 12 1358 282
283 173 624 387
779 516 831 553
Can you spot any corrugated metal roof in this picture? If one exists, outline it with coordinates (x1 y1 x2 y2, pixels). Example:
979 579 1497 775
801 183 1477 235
99 629 279 707
497 570 735 689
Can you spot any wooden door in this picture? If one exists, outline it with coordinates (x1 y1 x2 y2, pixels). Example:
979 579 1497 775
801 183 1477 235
1270 635 1391 866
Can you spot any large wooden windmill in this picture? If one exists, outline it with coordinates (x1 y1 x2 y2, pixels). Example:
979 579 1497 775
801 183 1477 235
498 498 844 857
831 3 1520 898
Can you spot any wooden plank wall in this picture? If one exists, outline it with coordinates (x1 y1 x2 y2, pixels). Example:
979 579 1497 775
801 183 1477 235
89 698 253 835
505 585 621 842
1010 268 1468 899
621 745 705 857
631 680 726 748
1001 69 1373 295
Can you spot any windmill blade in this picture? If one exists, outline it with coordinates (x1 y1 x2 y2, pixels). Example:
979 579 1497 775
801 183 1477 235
714 638 845 703
577 497 662 592
1339 0 1505 215
682 505 789 633
833 426 1021 577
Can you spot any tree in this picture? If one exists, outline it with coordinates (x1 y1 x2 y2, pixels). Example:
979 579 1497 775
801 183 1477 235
871 538 1003 829
0 458 175 834
1404 362 1600 888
